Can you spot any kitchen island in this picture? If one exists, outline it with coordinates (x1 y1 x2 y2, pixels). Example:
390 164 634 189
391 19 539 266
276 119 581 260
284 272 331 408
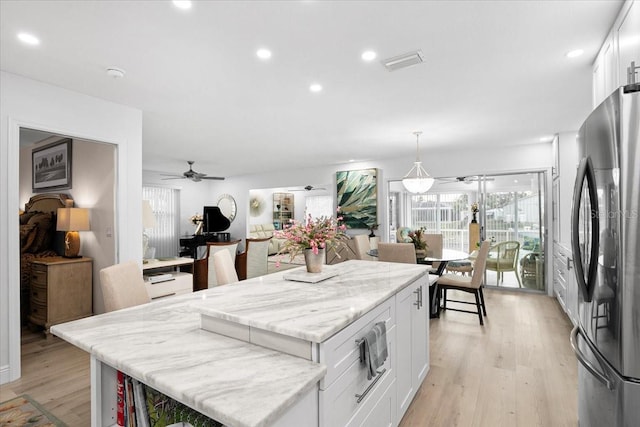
51 260 434 427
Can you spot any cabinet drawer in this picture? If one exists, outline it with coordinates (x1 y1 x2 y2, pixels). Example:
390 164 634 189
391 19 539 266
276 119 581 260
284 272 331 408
30 286 47 305
319 329 395 427
319 297 395 388
30 301 48 322
31 268 47 285
146 273 192 300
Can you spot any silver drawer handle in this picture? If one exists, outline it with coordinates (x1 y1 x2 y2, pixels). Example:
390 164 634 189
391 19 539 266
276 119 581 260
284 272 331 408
355 368 386 403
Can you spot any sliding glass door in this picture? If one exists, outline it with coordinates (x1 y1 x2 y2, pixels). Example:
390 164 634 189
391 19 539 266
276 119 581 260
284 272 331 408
388 170 546 292
480 172 545 291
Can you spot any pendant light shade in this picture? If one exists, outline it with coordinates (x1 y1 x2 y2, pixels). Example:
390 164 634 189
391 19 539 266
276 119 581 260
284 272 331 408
402 131 434 194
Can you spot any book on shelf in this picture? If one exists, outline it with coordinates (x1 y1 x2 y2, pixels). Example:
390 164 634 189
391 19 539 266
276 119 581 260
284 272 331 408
117 371 222 427
117 371 125 427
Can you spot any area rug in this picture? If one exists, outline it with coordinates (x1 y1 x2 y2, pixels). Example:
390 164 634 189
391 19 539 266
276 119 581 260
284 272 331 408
0 394 67 427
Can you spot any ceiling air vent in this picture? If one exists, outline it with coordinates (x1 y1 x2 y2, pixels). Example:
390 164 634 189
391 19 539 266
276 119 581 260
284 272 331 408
381 50 425 72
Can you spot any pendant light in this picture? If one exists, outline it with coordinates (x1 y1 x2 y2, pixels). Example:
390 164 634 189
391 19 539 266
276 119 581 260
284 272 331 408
402 131 434 193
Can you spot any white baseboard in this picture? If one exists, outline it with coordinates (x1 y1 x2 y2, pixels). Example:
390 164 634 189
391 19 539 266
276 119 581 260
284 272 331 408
0 364 11 385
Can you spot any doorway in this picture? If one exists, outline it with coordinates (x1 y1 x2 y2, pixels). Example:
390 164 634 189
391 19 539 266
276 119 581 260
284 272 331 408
18 128 117 339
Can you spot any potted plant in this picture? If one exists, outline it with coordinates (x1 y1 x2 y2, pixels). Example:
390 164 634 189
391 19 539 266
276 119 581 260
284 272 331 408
275 209 348 273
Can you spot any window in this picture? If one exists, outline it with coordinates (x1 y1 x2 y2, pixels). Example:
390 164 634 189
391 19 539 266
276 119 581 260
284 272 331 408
410 193 469 251
142 186 180 258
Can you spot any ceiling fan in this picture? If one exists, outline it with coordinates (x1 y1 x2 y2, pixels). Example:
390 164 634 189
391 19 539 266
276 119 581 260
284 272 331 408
438 176 494 185
288 185 327 192
161 161 224 182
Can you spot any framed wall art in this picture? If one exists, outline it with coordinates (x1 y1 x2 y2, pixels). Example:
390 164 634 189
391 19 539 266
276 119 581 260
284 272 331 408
336 168 378 229
32 138 72 192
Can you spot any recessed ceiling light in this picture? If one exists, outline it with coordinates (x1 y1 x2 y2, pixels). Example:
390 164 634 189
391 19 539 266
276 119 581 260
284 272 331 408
309 83 323 93
348 159 355 162
172 0 192 10
566 49 584 58
256 49 272 60
361 50 377 61
17 32 40 46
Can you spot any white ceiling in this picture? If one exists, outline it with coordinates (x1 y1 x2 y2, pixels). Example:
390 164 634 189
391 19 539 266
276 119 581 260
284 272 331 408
1 0 622 178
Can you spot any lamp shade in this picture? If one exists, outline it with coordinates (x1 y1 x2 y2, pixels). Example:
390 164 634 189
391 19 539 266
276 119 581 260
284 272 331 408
56 207 90 231
142 200 157 229
56 207 90 258
402 131 434 194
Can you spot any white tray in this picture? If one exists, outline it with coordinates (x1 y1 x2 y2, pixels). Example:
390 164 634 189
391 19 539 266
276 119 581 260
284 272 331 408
283 267 338 283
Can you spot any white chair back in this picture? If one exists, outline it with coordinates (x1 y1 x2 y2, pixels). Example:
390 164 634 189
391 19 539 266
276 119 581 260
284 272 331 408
353 234 374 261
213 250 239 285
377 243 417 264
246 237 271 279
100 261 150 312
206 240 240 287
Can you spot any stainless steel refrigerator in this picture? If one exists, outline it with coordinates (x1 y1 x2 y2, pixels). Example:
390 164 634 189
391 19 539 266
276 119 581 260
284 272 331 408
570 85 640 426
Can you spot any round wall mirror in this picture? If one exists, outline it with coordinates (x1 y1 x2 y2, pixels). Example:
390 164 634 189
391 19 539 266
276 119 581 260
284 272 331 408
217 194 237 222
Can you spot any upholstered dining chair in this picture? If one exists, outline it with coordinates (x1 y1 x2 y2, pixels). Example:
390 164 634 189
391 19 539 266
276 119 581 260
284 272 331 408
245 237 272 279
485 241 522 287
100 261 150 312
353 234 375 261
422 233 443 274
206 240 241 287
437 240 490 325
213 250 239 285
377 243 417 264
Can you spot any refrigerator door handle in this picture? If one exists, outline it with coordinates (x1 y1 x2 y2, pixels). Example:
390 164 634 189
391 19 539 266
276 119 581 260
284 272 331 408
571 156 600 302
570 325 613 390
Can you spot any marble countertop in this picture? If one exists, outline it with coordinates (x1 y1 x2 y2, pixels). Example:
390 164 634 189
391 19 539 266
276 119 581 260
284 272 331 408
51 260 429 427
191 260 430 342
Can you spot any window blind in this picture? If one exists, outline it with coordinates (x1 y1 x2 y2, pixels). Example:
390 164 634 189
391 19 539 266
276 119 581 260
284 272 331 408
142 186 180 258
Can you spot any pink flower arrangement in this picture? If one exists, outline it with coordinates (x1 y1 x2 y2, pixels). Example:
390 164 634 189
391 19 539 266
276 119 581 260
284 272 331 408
275 209 348 264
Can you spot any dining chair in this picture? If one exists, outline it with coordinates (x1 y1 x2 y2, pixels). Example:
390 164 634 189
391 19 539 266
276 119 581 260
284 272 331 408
485 240 522 287
213 250 239 285
245 237 272 279
353 234 375 261
206 240 241 287
100 261 150 312
437 240 490 325
422 233 443 273
377 243 417 264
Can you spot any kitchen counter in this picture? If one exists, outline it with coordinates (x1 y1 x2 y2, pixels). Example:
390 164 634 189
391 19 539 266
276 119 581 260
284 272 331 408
51 260 431 427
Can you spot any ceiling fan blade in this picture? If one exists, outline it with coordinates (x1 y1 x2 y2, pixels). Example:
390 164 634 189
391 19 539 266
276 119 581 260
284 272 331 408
200 176 225 181
161 177 185 180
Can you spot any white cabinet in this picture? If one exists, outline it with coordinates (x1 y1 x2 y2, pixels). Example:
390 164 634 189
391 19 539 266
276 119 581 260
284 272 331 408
553 243 577 325
395 275 429 419
593 0 640 107
144 272 192 300
616 0 640 88
142 258 193 300
551 132 578 246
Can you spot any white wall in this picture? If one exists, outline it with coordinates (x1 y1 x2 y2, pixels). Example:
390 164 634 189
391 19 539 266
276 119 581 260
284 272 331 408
1 71 142 384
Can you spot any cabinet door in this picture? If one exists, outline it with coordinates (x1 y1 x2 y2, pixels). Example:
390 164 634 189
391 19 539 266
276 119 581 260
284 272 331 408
395 277 429 417
617 0 640 87
411 281 429 386
395 283 415 415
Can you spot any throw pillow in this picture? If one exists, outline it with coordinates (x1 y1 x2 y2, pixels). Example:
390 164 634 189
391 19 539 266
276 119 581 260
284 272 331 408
26 212 54 253
20 223 38 253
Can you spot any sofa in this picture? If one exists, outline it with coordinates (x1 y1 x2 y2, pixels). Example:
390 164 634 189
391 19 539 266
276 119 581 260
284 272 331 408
249 224 287 255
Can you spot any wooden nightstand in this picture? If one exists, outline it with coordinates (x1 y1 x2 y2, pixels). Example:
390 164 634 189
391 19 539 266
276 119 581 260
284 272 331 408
29 256 93 335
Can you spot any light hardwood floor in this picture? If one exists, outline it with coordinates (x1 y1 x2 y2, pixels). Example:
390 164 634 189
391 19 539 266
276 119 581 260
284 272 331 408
0 289 577 427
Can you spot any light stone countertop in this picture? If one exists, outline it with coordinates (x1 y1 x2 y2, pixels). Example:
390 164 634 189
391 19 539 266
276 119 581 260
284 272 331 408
51 260 430 427
191 260 431 342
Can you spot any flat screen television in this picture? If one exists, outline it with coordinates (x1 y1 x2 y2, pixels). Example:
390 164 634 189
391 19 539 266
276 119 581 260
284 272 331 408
202 206 230 233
